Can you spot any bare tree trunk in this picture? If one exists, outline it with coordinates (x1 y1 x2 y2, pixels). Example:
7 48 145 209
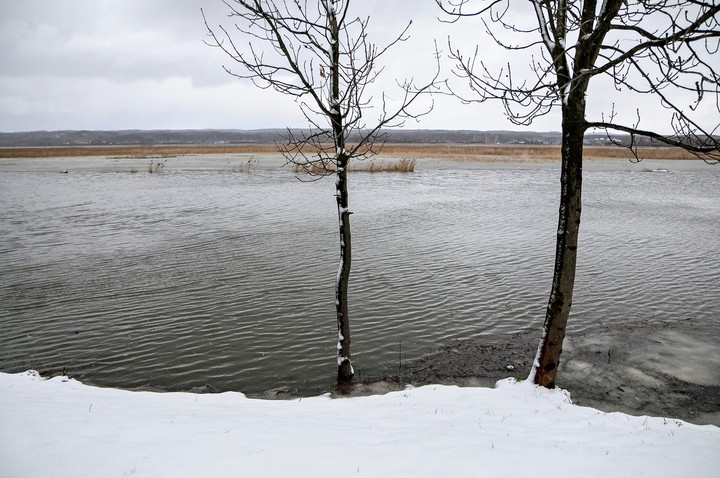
205 0 438 385
531 100 585 388
335 153 353 382
328 7 353 383
438 0 720 388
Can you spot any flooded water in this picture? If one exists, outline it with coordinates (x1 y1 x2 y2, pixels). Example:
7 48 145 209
1 159 718 395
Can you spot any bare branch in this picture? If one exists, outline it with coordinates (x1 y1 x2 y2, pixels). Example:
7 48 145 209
588 119 720 163
440 0 720 156
205 1 440 168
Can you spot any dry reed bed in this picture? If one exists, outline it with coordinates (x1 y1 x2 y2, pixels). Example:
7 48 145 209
0 144 280 158
292 158 415 174
377 143 702 161
0 143 700 160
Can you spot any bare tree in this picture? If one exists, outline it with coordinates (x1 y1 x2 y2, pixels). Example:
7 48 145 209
203 0 437 383
438 0 720 387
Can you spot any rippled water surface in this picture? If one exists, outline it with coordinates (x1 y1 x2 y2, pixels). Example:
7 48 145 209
1 163 718 394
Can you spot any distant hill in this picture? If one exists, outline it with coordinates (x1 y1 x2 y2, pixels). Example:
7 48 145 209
0 128 653 148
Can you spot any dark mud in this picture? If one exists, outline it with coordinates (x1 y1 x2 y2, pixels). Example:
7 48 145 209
396 318 720 427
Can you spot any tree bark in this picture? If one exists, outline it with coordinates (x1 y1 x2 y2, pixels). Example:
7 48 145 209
532 99 585 388
335 155 353 382
328 4 353 383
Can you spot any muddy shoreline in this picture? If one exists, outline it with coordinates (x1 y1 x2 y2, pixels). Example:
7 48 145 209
383 319 720 427
34 318 720 427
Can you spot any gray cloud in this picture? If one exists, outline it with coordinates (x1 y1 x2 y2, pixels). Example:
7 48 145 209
1 0 713 134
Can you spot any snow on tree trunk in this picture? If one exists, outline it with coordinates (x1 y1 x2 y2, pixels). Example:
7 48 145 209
329 6 353 383
530 100 584 388
335 155 353 382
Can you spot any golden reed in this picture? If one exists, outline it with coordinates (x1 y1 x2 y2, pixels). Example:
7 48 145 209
0 143 700 160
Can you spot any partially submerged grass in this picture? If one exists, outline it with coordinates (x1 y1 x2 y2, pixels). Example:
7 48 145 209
292 158 416 175
364 158 416 172
232 157 259 172
147 159 166 173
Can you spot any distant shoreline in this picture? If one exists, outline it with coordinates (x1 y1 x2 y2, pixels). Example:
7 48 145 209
0 143 701 161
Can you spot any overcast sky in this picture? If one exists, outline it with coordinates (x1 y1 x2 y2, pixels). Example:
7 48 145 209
0 1 716 134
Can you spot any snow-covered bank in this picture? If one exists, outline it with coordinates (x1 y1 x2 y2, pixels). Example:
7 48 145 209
1 371 718 478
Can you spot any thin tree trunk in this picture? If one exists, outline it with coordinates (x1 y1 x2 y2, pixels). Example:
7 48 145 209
328 4 353 383
335 155 353 382
531 103 585 388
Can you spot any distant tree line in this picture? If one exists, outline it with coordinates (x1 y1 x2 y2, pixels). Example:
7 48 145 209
0 128 691 148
